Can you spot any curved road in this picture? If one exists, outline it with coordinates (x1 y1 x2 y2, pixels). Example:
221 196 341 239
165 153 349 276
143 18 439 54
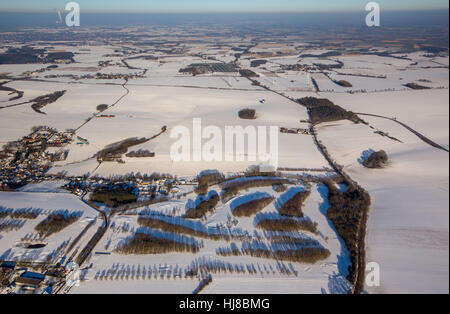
355 112 449 153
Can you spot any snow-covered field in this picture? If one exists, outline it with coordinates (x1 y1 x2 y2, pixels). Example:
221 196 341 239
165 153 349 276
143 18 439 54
316 88 449 293
0 40 448 294
70 182 351 294
46 83 328 177
0 192 100 263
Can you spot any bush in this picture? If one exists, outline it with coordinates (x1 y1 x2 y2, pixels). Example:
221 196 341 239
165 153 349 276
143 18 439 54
195 170 225 195
222 178 290 200
117 196 169 213
363 150 388 169
115 232 199 254
96 104 109 112
255 217 318 234
297 97 361 125
238 109 257 120
91 188 137 207
194 275 213 294
96 137 150 160
404 83 431 90
0 220 24 233
195 182 208 195
239 69 259 77
269 236 320 246
10 209 41 220
197 170 225 186
243 246 330 264
35 211 81 237
125 149 155 158
185 192 220 219
250 60 267 67
216 243 242 256
138 216 226 241
232 196 274 217
278 190 311 217
218 240 330 263
273 184 287 193
334 80 352 87
30 90 66 114
0 208 11 219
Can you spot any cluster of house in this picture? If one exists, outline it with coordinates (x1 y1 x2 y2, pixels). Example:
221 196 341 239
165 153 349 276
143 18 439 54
45 72 144 80
0 128 73 189
88 72 144 80
98 60 115 68
0 261 67 294
97 114 116 118
65 177 112 196
281 64 318 72
20 65 59 77
97 152 123 163
65 176 193 198
280 127 312 135
135 178 186 197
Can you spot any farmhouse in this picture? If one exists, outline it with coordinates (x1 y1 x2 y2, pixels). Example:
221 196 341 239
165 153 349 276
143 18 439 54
15 271 46 286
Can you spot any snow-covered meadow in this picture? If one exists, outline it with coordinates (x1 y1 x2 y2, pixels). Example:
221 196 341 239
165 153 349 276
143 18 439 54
0 39 448 294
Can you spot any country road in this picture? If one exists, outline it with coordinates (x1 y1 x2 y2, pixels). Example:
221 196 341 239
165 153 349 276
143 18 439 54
52 191 108 294
354 112 449 153
74 192 109 267
75 79 130 132
240 73 369 294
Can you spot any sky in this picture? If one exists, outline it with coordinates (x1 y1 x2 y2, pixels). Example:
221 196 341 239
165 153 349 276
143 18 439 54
0 0 448 13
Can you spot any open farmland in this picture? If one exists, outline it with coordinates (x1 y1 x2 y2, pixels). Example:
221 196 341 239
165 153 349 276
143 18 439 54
0 16 448 295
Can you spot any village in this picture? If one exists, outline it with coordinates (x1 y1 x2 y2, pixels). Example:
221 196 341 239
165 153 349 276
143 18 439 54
64 173 194 200
0 126 73 190
44 71 144 81
0 122 192 198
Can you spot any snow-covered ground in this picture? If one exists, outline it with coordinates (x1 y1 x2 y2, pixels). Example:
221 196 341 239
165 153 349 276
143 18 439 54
48 83 328 177
70 182 351 294
1 41 448 294
0 192 100 263
316 88 449 293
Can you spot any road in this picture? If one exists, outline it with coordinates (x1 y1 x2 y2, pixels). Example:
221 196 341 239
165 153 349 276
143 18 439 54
55 192 109 294
75 79 130 132
75 192 109 266
354 112 449 153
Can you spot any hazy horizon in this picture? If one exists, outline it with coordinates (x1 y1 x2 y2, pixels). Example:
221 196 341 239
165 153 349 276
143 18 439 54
0 10 448 30
0 0 448 14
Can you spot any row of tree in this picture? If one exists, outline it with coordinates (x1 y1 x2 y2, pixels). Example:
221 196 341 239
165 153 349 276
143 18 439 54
232 196 274 217
35 211 81 237
278 190 311 218
115 232 200 255
185 192 220 219
255 217 318 234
